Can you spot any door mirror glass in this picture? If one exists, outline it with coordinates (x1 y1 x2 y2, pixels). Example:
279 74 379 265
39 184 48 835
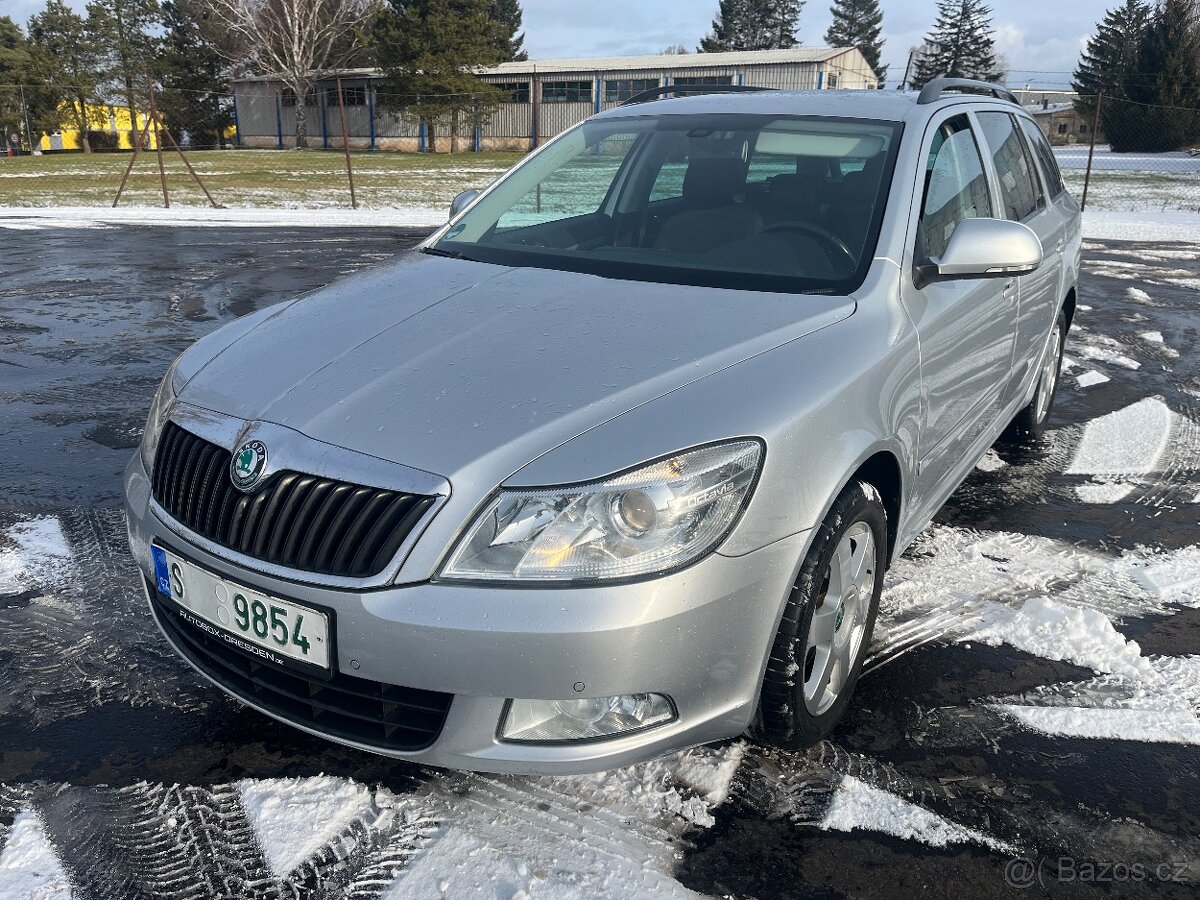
918 217 1043 287
449 189 481 220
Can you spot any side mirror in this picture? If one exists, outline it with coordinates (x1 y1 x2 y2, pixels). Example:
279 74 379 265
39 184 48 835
915 218 1043 289
449 189 480 220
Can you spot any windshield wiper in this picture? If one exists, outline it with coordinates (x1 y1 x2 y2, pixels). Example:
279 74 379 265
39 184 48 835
421 245 466 259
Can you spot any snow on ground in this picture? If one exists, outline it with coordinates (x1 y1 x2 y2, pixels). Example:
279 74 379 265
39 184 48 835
238 776 375 878
819 776 1013 851
1075 370 1110 389
997 706 1200 745
0 205 447 230
0 517 72 595
1083 210 1200 243
1065 397 1176 503
0 810 73 900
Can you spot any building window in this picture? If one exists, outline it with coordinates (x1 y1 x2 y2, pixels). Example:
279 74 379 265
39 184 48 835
495 81 531 103
1080 123 1089 134
604 78 659 102
672 75 734 87
541 81 592 103
827 74 840 89
331 84 366 106
1058 123 1069 134
281 87 298 107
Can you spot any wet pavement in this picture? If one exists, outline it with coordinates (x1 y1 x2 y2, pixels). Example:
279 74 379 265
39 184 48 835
0 226 1197 899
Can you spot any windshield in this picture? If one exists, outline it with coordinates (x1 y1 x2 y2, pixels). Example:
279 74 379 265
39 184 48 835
433 113 902 294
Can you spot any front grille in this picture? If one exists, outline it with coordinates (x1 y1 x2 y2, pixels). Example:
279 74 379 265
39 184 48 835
152 421 435 578
150 581 452 752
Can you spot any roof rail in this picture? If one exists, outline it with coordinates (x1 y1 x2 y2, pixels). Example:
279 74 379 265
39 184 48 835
620 84 774 107
917 77 1019 106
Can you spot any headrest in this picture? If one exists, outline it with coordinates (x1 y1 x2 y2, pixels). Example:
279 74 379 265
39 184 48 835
682 156 748 208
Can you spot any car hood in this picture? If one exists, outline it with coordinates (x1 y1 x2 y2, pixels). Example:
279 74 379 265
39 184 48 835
179 253 854 483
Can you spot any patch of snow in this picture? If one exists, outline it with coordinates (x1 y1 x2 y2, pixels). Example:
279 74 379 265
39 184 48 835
997 706 1200 745
0 517 71 594
239 776 373 878
670 741 745 807
1139 330 1164 343
975 449 1007 472
0 205 446 230
1084 210 1200 242
0 810 73 900
819 776 1013 852
1076 345 1141 369
1075 370 1110 389
1126 287 1155 304
1065 397 1172 478
967 596 1153 680
1131 547 1200 599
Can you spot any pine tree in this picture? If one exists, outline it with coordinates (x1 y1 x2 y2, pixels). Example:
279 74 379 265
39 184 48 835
27 0 103 152
1 17 34 148
1072 0 1152 121
910 0 1002 89
824 0 886 84
699 0 805 52
85 0 161 149
1108 0 1200 151
158 0 234 149
372 0 508 152
493 0 526 62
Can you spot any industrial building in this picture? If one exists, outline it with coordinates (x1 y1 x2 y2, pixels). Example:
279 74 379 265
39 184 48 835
231 47 880 152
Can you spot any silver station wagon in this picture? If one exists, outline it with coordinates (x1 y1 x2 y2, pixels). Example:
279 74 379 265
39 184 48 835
125 79 1081 773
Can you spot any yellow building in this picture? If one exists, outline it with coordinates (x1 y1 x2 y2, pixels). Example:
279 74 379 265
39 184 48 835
38 100 160 152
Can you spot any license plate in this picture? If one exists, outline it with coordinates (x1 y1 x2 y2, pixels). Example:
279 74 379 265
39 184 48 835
152 545 330 670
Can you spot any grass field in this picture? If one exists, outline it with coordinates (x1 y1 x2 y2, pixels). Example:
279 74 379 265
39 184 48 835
0 149 523 210
1 146 1196 214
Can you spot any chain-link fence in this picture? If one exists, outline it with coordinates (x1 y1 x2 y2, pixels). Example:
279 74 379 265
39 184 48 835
1050 93 1200 214
5 81 1200 217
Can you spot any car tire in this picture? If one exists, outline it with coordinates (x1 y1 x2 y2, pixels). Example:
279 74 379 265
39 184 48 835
753 480 887 750
1003 308 1068 444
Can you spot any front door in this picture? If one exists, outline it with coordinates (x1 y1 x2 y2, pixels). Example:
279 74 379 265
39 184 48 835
900 112 1018 495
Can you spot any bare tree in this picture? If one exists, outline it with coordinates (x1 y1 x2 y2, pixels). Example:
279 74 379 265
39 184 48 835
207 0 376 148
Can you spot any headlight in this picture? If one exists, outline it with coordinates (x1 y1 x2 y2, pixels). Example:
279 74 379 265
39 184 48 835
440 440 762 583
140 359 180 473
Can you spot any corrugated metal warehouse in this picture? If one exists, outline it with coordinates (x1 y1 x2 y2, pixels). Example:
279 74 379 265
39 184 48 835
231 47 880 152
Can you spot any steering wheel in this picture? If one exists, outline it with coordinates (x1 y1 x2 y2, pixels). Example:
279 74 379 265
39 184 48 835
760 222 857 272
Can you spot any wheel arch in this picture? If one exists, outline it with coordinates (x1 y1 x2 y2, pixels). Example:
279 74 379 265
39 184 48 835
845 450 904 566
1062 285 1077 332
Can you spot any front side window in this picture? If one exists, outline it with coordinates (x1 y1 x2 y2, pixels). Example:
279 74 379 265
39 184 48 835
918 115 992 261
542 81 592 103
977 111 1044 221
434 114 901 295
1019 117 1065 197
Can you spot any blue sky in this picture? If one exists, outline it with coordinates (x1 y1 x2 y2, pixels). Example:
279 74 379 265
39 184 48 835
6 0 1102 88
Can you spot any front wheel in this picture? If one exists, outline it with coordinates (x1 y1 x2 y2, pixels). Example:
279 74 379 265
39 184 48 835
1003 309 1067 444
753 481 887 749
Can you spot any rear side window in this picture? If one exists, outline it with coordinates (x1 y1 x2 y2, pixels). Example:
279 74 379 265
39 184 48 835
976 112 1044 221
918 115 992 260
1019 117 1066 198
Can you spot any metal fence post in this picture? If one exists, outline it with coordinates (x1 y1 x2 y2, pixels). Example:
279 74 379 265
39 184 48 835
321 88 329 150
232 94 241 147
1081 92 1103 213
275 93 284 149
335 73 358 209
368 87 377 151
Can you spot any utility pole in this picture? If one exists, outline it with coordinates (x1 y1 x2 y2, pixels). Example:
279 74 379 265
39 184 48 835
19 84 34 154
1081 92 1103 213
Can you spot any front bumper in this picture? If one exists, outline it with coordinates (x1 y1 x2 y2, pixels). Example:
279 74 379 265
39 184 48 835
125 452 807 774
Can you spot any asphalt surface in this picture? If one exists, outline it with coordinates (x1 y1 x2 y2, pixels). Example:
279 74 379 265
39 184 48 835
0 225 1197 899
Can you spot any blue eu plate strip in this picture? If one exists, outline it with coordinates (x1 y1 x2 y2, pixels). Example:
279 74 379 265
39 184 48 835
152 546 171 596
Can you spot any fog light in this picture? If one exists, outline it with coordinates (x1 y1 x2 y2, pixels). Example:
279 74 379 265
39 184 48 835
500 693 675 742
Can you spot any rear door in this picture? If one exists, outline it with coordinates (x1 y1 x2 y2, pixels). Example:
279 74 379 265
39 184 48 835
901 111 1017 489
975 110 1064 401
